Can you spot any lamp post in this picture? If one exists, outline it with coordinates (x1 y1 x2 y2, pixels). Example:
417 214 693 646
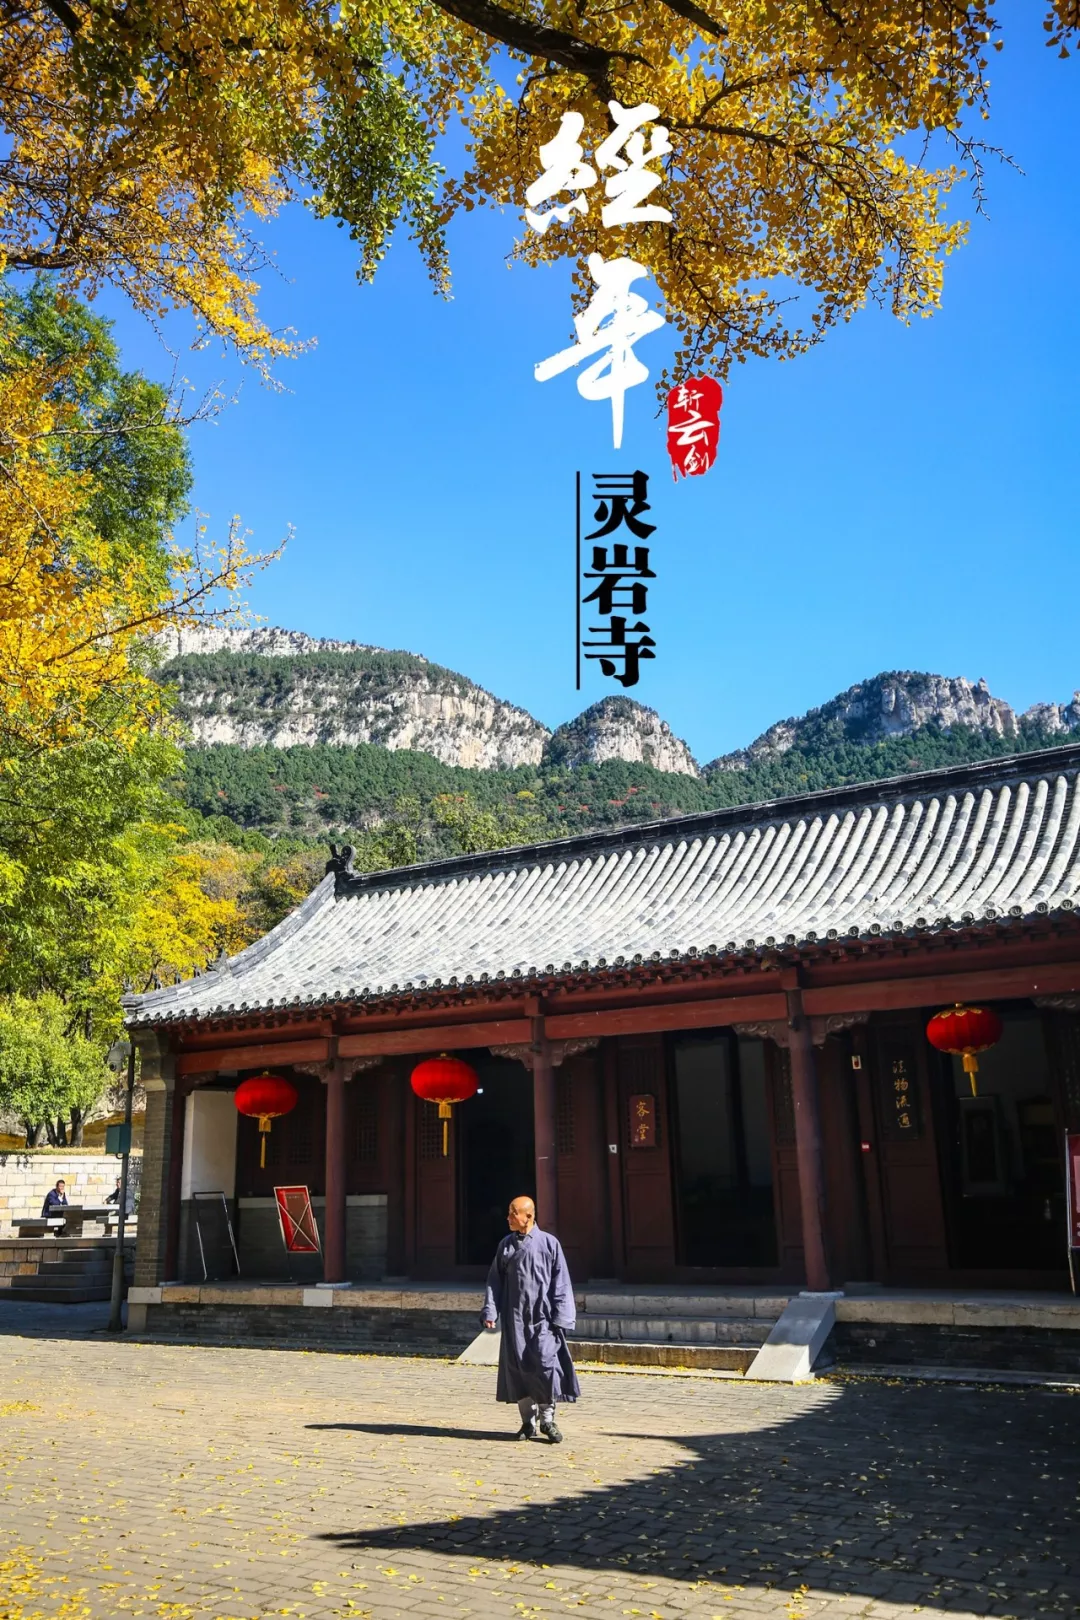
106 1039 136 1333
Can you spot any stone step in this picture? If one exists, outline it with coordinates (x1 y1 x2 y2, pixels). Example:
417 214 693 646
0 1284 112 1303
37 1256 114 1273
576 1291 791 1320
571 1339 757 1373
572 1313 773 1346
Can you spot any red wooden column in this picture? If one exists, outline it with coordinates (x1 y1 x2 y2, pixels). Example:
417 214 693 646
786 987 831 1291
323 1056 348 1285
531 1015 559 1235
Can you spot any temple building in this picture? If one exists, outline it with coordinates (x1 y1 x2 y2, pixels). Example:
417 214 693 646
124 746 1080 1344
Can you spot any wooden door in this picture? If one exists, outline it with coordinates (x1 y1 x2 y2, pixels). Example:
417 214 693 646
818 1036 874 1285
616 1034 676 1279
556 1048 609 1282
346 1062 406 1275
864 1013 950 1280
764 1043 804 1280
409 1092 456 1277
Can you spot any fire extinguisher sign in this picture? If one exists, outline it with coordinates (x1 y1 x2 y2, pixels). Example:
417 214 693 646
1066 1134 1080 1292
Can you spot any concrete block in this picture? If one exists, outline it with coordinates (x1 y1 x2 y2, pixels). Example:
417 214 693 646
953 1301 1080 1330
754 1295 794 1317
457 1327 501 1366
837 1297 955 1326
302 1287 334 1307
747 1291 841 1382
128 1286 162 1305
400 1290 477 1312
162 1285 200 1303
335 1289 403 1309
127 1302 148 1332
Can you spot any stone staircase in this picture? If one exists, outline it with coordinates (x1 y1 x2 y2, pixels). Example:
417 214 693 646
3 1241 132 1304
568 1285 793 1373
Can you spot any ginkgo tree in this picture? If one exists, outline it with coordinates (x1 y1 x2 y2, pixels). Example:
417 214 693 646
0 2 1073 379
0 279 279 759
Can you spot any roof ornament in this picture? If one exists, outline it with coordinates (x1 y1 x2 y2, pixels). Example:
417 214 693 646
326 843 356 877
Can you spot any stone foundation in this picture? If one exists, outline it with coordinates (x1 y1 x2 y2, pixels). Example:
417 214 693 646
134 1284 475 1355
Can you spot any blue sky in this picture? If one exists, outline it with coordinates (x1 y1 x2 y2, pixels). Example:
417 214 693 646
100 23 1078 766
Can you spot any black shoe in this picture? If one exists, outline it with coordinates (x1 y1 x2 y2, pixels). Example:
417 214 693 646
539 1419 563 1444
516 1422 537 1440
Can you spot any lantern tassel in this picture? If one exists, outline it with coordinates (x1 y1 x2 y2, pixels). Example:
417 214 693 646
438 1100 453 1157
962 1052 979 1097
259 1114 271 1168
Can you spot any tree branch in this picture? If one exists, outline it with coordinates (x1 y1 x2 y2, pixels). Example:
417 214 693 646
39 0 83 35
428 0 615 79
657 0 726 39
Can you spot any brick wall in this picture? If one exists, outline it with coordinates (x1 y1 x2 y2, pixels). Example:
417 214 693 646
144 1301 475 1354
178 1195 388 1284
0 1153 142 1236
134 1069 173 1288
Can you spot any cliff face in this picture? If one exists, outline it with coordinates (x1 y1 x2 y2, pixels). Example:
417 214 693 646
544 697 699 777
161 634 1080 783
160 633 550 770
706 672 1080 772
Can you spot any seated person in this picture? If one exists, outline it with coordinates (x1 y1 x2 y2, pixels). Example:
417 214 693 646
41 1179 68 1218
105 1176 135 1216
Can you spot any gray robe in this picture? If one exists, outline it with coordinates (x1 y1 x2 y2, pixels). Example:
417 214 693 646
481 1227 581 1406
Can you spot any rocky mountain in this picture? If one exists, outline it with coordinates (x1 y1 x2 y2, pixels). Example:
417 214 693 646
159 628 703 776
159 631 550 770
545 698 699 776
706 673 1080 774
161 633 1080 809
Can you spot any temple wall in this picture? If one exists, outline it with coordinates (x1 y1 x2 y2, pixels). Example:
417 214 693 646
178 1192 387 1284
181 1092 237 1199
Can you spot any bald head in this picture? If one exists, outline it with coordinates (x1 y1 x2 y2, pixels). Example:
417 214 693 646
507 1196 535 1233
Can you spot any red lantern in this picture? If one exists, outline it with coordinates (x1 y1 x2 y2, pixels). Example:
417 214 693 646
666 375 722 479
410 1055 479 1156
234 1073 298 1167
926 1004 1003 1097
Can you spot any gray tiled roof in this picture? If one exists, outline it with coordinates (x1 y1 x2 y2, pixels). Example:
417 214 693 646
125 747 1080 1027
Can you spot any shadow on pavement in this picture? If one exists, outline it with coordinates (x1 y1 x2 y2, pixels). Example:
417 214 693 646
310 1421 522 1442
0 1299 121 1338
321 1376 1080 1615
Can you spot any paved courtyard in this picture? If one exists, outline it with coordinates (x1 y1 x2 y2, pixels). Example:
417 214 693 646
0 1316 1078 1620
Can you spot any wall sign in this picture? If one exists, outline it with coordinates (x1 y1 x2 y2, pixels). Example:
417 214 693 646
629 1092 657 1148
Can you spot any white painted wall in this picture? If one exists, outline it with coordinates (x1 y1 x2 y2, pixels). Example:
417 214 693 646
181 1091 238 1200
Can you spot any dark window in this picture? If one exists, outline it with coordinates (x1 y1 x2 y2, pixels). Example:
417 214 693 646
671 1034 778 1267
353 1086 378 1162
418 1101 443 1161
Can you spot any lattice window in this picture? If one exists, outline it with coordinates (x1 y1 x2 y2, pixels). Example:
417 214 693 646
353 1086 378 1162
556 1068 575 1156
289 1099 314 1165
418 1101 443 1160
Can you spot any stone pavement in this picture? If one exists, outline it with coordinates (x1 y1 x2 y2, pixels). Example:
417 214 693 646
1 1326 1078 1620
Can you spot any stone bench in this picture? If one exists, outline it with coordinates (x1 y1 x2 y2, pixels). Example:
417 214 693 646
12 1218 65 1237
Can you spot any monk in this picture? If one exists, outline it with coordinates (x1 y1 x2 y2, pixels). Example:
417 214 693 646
482 1194 580 1443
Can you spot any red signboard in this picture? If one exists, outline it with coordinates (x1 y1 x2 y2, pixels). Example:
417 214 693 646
666 376 722 479
629 1093 656 1148
274 1185 321 1254
1067 1135 1080 1249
